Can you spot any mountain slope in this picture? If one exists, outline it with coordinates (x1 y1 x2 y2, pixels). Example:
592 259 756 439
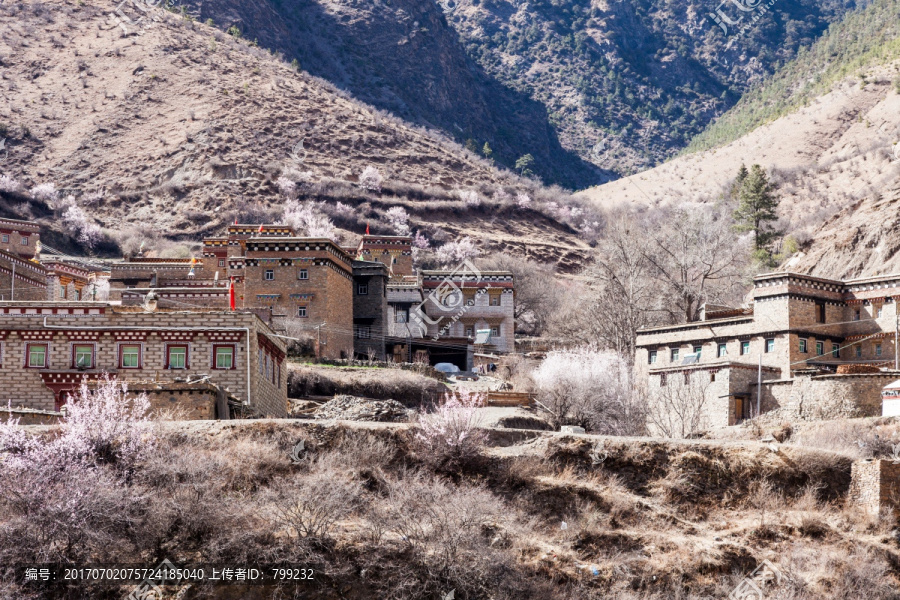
180 0 598 188
181 0 859 184
449 0 857 175
575 61 900 277
0 0 591 266
577 0 900 279
685 0 900 153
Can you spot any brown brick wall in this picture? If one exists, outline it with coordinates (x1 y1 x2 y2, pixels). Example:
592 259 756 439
238 245 353 360
0 226 39 259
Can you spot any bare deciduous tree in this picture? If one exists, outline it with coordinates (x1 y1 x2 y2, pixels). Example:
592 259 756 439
477 253 562 336
644 205 750 323
644 371 713 438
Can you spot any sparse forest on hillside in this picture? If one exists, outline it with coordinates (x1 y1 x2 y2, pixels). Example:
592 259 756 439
685 0 900 153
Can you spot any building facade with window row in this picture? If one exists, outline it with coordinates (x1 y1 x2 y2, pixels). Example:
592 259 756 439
0 303 288 417
109 227 515 369
636 272 900 432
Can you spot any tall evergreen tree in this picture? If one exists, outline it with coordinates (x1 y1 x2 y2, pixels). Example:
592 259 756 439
733 164 780 265
733 163 748 193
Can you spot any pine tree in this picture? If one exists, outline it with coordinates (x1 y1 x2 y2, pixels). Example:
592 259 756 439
729 163 749 199
733 164 781 265
515 154 535 177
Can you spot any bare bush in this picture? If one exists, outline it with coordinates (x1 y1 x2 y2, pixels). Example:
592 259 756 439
273 471 361 540
375 474 510 597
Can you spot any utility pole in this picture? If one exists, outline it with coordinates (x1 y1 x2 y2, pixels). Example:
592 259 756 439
315 324 321 360
895 306 899 371
10 262 14 301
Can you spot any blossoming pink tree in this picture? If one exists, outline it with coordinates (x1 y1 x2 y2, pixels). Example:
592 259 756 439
415 388 486 471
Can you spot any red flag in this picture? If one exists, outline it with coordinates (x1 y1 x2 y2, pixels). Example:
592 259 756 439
365 222 370 235
229 278 235 311
234 218 237 225
258 223 264 233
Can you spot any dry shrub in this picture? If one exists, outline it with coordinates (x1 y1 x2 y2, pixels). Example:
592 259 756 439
789 418 900 459
362 474 524 599
271 470 362 540
316 429 398 483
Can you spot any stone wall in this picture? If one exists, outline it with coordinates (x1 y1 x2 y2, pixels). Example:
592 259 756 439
850 460 900 517
0 252 50 301
0 407 61 425
0 304 287 417
645 363 781 434
759 372 899 421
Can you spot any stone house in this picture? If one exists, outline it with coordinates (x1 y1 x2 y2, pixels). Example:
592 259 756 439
636 272 900 433
0 302 288 417
416 270 516 354
108 227 515 368
235 237 354 359
0 218 96 301
355 234 415 279
352 260 389 360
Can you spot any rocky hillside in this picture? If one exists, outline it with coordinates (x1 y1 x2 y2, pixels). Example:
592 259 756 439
6 415 897 600
576 0 900 279
186 0 858 183
177 0 598 188
0 0 592 267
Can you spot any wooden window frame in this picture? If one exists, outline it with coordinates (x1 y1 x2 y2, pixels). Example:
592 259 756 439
298 269 309 280
71 343 96 369
297 306 307 318
264 269 275 281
